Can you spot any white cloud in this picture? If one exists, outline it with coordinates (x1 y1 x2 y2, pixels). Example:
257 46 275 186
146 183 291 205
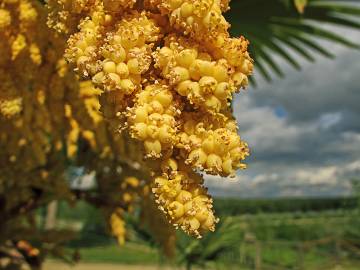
205 160 360 198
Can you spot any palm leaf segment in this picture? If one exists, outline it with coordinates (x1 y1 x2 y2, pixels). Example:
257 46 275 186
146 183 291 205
226 0 360 82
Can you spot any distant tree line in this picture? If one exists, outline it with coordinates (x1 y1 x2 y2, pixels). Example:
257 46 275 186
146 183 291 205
214 197 358 216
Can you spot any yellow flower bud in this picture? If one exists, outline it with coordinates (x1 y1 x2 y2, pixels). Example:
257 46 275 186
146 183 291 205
158 126 172 143
176 49 197 68
189 59 214 80
213 65 229 82
176 190 192 204
199 76 217 94
134 106 148 123
206 154 222 172
204 96 221 112
177 80 192 96
0 9 11 29
157 46 173 67
180 2 194 18
103 61 117 74
127 58 141 74
108 73 121 85
116 62 129 78
232 72 247 87
171 66 190 83
214 82 230 100
150 100 164 114
155 91 173 108
169 201 185 219
202 213 216 231
147 125 159 139
187 217 200 231
169 0 182 9
195 206 210 223
132 123 148 140
222 158 233 175
144 139 162 156
120 79 135 94
188 148 207 167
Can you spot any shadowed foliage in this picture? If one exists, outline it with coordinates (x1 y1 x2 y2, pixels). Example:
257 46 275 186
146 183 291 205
227 0 360 83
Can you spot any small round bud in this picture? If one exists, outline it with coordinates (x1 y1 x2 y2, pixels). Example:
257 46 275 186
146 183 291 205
134 106 148 123
132 123 148 140
127 58 141 74
180 2 194 18
144 139 162 156
176 190 192 204
206 154 222 171
214 82 230 100
176 49 197 68
171 66 190 83
103 61 116 74
120 79 135 94
177 80 192 96
169 201 185 219
187 217 200 231
116 62 129 77
188 149 207 167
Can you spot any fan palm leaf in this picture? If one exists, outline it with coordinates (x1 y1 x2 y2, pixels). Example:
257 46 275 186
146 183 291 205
227 0 360 82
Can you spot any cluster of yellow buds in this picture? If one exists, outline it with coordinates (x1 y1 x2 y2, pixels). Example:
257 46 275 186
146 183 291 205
46 0 95 33
0 0 174 252
0 0 69 169
0 0 42 62
65 8 162 113
0 97 22 118
118 176 141 210
157 0 230 39
110 208 127 245
49 0 253 237
128 83 180 158
153 158 217 237
177 113 249 176
154 35 249 113
0 0 44 119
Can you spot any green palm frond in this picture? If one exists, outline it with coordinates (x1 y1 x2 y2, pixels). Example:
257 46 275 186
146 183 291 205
227 0 360 82
176 218 243 269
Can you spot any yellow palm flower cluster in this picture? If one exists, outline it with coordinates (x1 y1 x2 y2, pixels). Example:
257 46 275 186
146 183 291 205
128 84 180 158
110 208 127 245
0 0 178 251
158 0 230 42
153 158 217 237
0 0 43 119
154 35 250 113
177 113 249 176
50 0 253 237
0 0 77 169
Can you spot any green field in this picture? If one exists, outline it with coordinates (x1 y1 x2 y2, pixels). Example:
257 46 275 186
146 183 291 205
70 243 160 265
47 197 360 269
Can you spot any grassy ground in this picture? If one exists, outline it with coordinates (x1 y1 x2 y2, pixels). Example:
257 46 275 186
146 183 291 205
44 262 178 270
51 201 359 269
44 260 360 270
66 243 160 265
60 242 360 270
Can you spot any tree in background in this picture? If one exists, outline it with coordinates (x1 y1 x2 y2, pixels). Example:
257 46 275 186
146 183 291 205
0 0 359 269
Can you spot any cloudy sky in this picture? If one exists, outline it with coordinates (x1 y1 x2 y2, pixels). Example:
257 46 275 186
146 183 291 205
206 27 360 198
